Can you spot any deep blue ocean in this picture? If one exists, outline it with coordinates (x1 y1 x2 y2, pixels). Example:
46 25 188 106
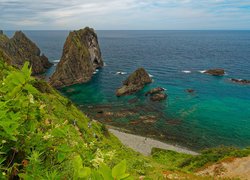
6 30 250 150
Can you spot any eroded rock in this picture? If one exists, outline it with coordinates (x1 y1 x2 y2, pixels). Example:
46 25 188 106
50 27 103 88
204 69 225 76
150 93 167 101
116 68 152 96
145 87 165 96
0 31 52 74
231 78 250 85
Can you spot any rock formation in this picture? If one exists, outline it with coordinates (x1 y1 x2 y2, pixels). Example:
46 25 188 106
145 87 165 96
204 69 225 76
145 87 167 101
0 31 52 74
50 27 103 88
186 89 195 93
231 78 250 85
150 93 167 101
116 68 152 96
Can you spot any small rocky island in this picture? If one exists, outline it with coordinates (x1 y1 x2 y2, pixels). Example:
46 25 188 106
145 87 167 101
204 69 225 76
116 68 152 96
50 27 103 88
230 78 250 85
0 31 52 74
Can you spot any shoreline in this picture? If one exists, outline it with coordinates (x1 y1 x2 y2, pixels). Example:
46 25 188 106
107 126 199 156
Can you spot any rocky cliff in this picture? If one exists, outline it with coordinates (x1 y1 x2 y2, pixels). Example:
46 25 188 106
0 31 52 74
50 27 103 88
116 68 152 96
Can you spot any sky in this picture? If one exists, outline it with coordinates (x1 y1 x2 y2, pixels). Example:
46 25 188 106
0 0 250 30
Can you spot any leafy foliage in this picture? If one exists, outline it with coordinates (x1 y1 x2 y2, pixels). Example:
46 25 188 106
152 147 250 172
0 60 133 179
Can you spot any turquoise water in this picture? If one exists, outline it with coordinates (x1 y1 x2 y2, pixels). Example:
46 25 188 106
5 30 250 150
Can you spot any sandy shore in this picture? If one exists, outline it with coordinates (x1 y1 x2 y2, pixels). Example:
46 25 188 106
108 128 199 156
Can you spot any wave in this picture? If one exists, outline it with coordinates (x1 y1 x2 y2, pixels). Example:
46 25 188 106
181 70 191 74
198 70 206 74
149 74 154 77
116 71 127 75
52 59 60 63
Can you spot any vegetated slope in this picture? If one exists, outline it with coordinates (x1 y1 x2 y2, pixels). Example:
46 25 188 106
0 59 180 179
1 57 249 180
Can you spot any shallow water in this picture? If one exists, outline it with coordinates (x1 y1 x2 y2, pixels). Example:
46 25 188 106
5 30 250 150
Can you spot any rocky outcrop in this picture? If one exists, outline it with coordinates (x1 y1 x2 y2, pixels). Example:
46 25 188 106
231 78 250 85
145 87 165 96
116 68 152 96
0 31 52 74
50 27 103 88
204 69 225 76
145 87 167 101
150 93 167 101
186 89 195 93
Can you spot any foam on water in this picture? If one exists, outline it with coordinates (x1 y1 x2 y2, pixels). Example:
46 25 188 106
116 71 127 75
182 70 191 74
199 70 206 73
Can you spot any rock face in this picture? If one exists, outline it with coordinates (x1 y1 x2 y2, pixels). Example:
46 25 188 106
150 93 167 101
0 31 52 74
231 78 250 85
116 68 152 96
50 27 103 88
145 87 167 101
145 87 165 96
204 69 225 76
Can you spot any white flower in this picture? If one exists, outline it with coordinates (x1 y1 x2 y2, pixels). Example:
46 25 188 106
43 133 53 140
28 94 34 104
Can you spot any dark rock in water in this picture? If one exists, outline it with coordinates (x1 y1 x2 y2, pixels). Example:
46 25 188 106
0 31 52 74
145 87 167 101
116 68 152 96
0 30 3 35
231 78 250 85
145 87 165 96
50 27 103 88
204 69 225 76
150 92 167 101
128 97 138 104
186 89 195 93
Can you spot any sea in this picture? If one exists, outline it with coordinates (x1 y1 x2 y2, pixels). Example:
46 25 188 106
6 30 250 151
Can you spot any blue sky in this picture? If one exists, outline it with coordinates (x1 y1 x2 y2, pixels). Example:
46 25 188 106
0 0 250 30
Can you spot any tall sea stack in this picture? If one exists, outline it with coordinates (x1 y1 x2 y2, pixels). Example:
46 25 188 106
50 27 103 88
0 31 52 74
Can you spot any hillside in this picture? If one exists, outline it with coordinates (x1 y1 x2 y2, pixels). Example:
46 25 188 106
0 58 250 179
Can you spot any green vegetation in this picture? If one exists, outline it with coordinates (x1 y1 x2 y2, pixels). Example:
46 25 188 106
0 58 249 179
0 59 163 179
152 146 250 172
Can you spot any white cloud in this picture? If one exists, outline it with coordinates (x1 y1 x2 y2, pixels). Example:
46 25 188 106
0 0 249 29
